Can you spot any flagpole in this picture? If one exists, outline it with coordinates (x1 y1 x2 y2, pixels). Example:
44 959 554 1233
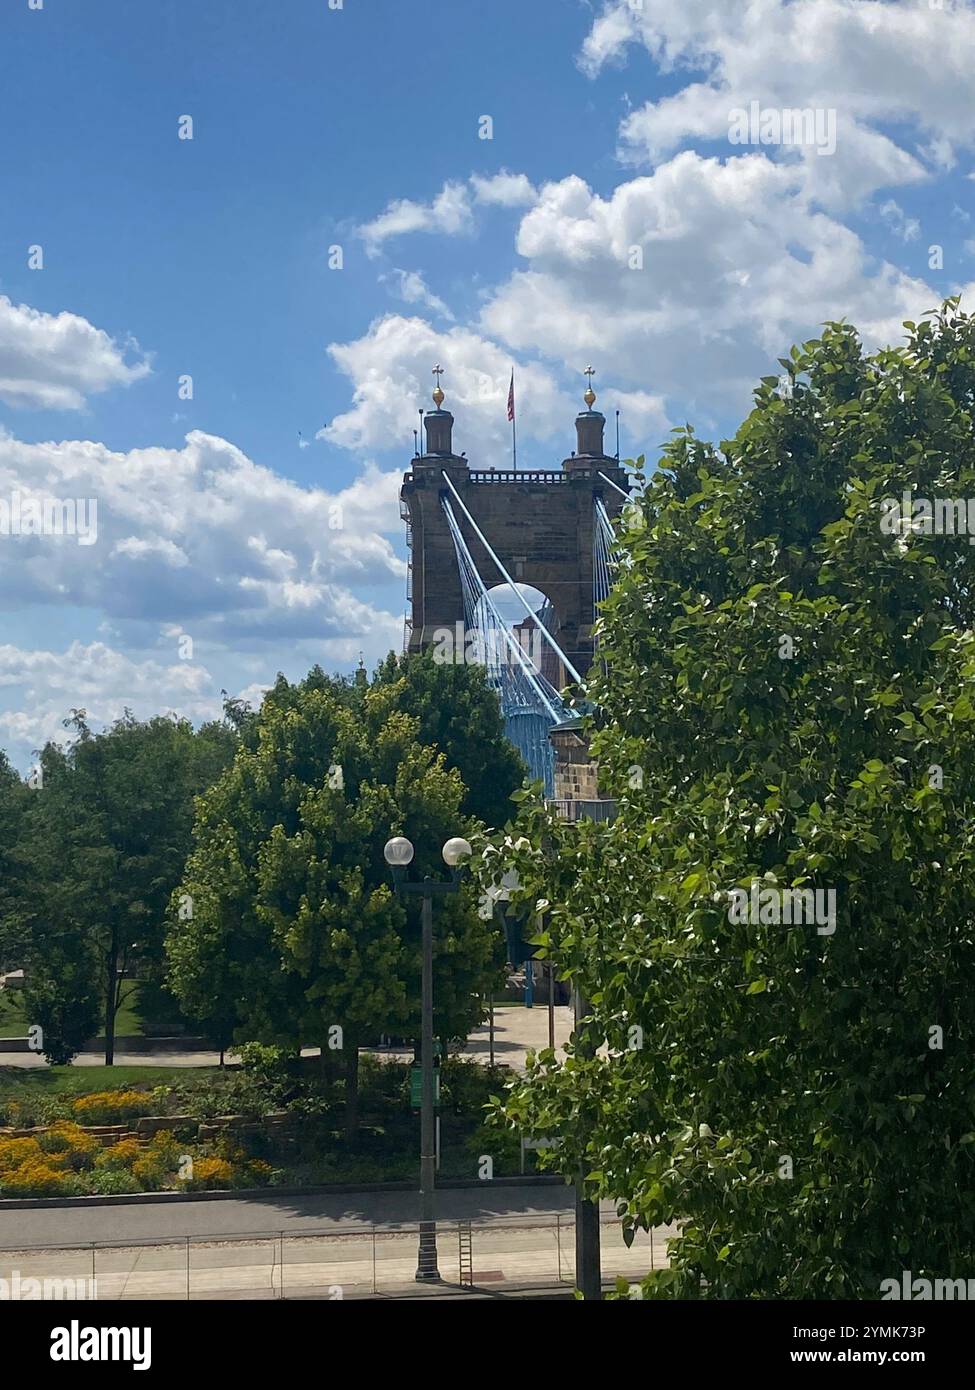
509 367 517 473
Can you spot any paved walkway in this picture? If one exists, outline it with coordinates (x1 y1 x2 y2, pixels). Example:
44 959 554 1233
0 1189 671 1299
0 1004 575 1071
0 1222 668 1299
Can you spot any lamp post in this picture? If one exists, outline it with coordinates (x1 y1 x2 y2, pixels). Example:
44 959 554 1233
573 985 602 1299
384 833 472 1283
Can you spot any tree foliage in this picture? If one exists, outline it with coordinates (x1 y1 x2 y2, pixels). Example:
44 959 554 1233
226 654 524 831
166 669 504 1130
18 712 236 1064
373 651 525 828
481 301 975 1298
0 750 30 974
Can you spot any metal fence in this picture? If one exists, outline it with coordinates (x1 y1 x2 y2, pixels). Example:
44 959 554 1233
0 1213 668 1300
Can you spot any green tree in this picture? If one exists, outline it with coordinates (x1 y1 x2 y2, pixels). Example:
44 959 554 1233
226 656 525 829
20 939 102 1067
20 712 236 1065
0 750 30 974
167 670 503 1135
484 301 975 1298
373 652 526 828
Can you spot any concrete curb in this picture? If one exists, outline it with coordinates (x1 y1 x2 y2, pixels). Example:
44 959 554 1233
0 1173 563 1211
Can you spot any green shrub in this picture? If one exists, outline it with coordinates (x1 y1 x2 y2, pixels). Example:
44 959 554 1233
131 1129 184 1190
168 1071 272 1120
440 1059 505 1115
130 1156 167 1191
90 1168 137 1196
465 1120 523 1176
237 1043 299 1086
358 1054 409 1101
1 1095 71 1129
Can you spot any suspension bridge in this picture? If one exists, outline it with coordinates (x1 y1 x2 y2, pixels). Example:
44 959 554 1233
400 372 635 794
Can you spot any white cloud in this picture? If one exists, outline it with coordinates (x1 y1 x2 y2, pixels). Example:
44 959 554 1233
601 388 671 445
381 269 453 318
880 199 921 242
337 4 975 449
578 0 654 76
358 172 538 257
112 535 190 567
359 181 473 256
471 171 538 207
0 430 405 644
322 314 576 461
0 624 408 771
0 295 149 410
582 0 975 209
480 156 951 415
0 640 221 762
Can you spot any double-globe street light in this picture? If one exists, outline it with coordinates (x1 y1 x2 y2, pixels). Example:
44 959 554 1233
384 833 472 1283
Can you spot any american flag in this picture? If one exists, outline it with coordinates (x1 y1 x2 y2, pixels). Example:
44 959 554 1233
507 369 515 422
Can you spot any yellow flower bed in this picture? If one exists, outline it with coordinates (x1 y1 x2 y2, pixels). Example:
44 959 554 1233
94 1138 142 1171
2 1124 131 1194
130 1130 185 1190
38 1122 101 1168
212 1141 273 1187
1 1158 74 1197
72 1090 153 1124
0 1119 274 1196
0 1136 44 1176
178 1157 234 1190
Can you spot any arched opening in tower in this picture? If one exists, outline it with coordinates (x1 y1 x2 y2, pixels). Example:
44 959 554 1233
477 583 564 691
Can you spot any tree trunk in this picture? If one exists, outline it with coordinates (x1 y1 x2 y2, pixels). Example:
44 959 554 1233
104 938 118 1066
318 1042 342 1083
344 1044 360 1141
219 1048 225 1070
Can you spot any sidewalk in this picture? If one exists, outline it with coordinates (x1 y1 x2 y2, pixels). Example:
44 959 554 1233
0 1005 575 1071
0 1214 670 1300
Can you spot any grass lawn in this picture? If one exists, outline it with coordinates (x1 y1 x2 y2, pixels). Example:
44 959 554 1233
0 1064 221 1098
0 985 145 1040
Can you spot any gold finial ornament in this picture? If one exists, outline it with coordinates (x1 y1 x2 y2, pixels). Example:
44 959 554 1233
432 363 445 408
583 364 596 408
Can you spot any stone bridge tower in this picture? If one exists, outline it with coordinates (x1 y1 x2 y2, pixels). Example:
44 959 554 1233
400 372 630 682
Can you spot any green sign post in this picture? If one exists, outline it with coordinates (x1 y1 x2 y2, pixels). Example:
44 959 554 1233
411 1063 440 1110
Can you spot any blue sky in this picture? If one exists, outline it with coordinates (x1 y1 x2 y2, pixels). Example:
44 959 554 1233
1 0 973 769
